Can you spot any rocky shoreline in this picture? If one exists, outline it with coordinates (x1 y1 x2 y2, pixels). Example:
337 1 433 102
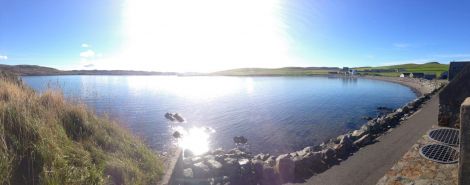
173 78 446 185
362 76 446 96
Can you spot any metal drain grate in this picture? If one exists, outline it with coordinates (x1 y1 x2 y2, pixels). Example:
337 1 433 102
419 144 459 164
428 128 460 146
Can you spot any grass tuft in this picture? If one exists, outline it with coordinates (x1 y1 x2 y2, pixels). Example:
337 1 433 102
0 71 163 185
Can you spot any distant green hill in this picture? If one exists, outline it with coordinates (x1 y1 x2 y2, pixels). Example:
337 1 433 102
211 67 340 76
354 62 449 77
0 64 177 76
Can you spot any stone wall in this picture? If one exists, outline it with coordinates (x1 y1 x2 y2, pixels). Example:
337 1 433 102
439 64 470 127
449 61 470 81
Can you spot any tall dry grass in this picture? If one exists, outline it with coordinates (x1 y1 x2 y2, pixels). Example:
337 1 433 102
0 71 163 185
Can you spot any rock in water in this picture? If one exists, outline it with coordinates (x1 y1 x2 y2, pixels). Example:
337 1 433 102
164 112 175 121
172 131 181 138
173 113 185 122
233 136 248 144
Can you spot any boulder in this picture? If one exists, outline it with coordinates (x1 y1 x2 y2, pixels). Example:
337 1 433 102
183 168 194 179
191 156 203 163
233 136 248 144
367 120 382 134
265 156 276 167
206 159 223 172
308 152 327 173
222 158 241 178
212 148 225 155
302 146 314 154
292 153 316 178
322 148 336 161
193 162 210 178
353 134 372 147
172 131 181 138
401 106 410 114
184 149 194 158
362 116 373 121
239 159 255 184
254 153 270 161
260 164 281 185
275 154 295 183
351 128 367 139
252 159 264 181
334 135 354 158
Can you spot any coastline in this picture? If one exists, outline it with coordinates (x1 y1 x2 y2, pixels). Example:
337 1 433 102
168 76 446 185
362 76 446 97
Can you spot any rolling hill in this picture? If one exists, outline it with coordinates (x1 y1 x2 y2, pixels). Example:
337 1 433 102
354 62 449 77
211 67 340 76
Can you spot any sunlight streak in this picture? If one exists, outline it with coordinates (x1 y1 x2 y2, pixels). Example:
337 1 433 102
114 0 298 72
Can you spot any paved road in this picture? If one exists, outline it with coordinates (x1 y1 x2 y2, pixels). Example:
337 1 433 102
292 95 439 185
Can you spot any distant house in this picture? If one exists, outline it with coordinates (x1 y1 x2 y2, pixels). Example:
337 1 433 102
449 61 470 80
410 73 424 78
424 73 437 80
400 73 411 78
349 69 357 75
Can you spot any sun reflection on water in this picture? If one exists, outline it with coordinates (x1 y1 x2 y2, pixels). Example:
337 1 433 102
173 126 215 156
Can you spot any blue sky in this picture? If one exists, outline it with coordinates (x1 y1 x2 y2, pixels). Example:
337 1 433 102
1 0 470 72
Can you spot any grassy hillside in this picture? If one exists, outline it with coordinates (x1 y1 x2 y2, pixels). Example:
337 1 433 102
354 62 449 77
0 65 62 76
211 67 340 76
0 64 176 76
0 71 163 185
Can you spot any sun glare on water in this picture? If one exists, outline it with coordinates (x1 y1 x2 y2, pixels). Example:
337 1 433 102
174 126 216 156
115 0 295 72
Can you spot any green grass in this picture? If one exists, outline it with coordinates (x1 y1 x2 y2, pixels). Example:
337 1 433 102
354 62 449 77
0 71 163 185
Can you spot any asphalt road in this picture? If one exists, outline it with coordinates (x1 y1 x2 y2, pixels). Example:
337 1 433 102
291 95 439 185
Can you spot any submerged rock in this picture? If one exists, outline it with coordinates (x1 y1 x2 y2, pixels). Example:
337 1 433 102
164 112 175 121
233 136 248 144
173 113 185 122
172 131 181 138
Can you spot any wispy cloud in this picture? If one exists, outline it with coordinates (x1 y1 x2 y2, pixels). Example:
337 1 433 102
83 63 95 68
79 50 95 58
393 43 411 48
0 55 7 60
81 43 90 48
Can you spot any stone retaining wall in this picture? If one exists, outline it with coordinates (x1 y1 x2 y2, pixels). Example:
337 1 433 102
439 64 470 127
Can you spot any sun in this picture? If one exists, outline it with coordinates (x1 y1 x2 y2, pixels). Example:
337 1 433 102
118 0 297 72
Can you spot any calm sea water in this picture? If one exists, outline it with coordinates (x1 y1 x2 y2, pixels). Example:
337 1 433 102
23 76 416 155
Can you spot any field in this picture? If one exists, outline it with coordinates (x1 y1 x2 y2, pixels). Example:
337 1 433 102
354 62 449 77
